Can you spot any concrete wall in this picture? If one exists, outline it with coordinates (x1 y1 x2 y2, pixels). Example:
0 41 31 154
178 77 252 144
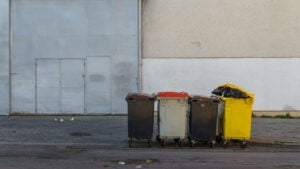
143 0 300 58
142 0 300 111
0 0 9 115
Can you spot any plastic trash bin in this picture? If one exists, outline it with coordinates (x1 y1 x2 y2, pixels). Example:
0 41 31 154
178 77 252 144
212 84 254 148
156 91 189 147
188 95 219 148
126 93 156 147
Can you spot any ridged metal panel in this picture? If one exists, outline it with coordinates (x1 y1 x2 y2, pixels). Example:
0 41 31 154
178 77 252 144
11 0 139 114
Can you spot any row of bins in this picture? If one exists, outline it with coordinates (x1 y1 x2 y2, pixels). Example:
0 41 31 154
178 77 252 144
126 87 254 148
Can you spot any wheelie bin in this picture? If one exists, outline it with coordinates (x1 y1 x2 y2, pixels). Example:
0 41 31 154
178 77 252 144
212 84 254 148
126 93 156 147
156 91 189 147
188 95 219 148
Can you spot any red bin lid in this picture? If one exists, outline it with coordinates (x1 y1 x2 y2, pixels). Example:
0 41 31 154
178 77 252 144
157 91 189 98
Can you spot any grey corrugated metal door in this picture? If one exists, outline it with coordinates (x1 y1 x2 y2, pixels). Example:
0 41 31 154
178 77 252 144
36 59 85 114
36 59 60 113
61 59 85 114
11 0 139 114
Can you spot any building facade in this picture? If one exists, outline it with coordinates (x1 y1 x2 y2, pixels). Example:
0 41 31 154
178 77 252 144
1 0 300 115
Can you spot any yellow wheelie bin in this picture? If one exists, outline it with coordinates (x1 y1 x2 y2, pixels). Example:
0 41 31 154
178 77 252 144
212 84 254 148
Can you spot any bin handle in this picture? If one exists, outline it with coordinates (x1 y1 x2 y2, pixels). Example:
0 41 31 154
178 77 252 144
127 98 135 101
244 98 253 104
213 99 219 103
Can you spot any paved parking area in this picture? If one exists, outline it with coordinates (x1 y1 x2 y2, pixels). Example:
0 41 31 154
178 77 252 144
0 116 299 147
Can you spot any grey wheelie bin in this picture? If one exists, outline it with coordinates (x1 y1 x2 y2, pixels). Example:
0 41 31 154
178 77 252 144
188 95 219 148
126 93 156 147
156 91 189 147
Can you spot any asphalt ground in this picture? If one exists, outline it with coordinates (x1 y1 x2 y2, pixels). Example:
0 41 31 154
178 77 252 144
0 116 299 169
0 116 299 149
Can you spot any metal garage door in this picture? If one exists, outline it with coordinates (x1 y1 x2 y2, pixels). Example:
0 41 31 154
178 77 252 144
36 59 85 114
11 0 139 114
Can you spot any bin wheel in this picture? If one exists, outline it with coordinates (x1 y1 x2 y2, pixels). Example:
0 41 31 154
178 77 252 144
210 141 215 149
240 140 247 148
160 140 166 147
216 135 223 144
156 135 161 143
178 139 184 147
147 139 153 148
189 140 195 148
222 140 229 148
188 136 191 142
128 139 133 148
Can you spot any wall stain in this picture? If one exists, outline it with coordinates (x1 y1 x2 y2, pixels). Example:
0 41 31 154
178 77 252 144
89 74 105 82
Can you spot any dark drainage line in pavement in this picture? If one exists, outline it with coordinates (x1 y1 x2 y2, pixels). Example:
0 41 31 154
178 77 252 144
69 132 92 137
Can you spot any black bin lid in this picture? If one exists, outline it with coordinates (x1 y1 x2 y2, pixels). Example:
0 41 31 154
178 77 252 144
189 95 219 102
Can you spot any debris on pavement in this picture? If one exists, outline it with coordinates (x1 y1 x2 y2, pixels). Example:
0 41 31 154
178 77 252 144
135 165 143 168
145 159 153 163
118 161 126 165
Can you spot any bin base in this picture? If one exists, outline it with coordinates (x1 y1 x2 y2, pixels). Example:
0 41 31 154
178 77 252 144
156 135 185 147
188 137 216 148
128 138 152 148
216 134 249 148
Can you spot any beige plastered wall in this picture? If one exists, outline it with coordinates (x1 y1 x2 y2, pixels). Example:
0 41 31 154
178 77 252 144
141 0 300 114
142 0 300 58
